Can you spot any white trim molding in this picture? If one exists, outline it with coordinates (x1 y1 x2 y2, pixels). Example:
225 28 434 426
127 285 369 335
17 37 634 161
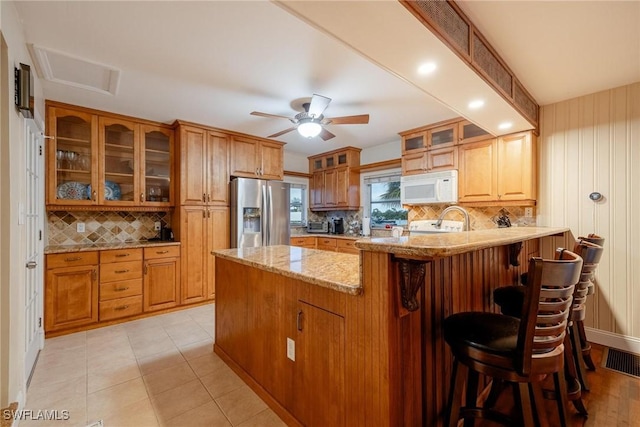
585 327 640 355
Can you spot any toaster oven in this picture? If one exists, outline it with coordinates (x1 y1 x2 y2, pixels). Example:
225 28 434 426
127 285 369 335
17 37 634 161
307 221 329 234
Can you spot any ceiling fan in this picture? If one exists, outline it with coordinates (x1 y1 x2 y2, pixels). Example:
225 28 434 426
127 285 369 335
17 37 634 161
250 94 369 141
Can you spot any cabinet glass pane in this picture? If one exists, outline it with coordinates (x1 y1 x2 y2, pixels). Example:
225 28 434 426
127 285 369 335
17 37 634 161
104 124 134 202
338 154 347 165
326 156 335 168
431 128 455 146
314 159 322 170
404 135 425 151
462 122 490 140
145 130 170 202
55 115 92 201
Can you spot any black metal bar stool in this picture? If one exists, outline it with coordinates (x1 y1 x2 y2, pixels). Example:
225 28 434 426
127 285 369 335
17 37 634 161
443 249 583 427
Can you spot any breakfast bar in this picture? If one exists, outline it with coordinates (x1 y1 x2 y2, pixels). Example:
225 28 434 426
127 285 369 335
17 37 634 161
213 226 571 427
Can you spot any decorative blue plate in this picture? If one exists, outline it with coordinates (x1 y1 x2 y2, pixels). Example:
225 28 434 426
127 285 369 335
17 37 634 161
86 181 121 201
57 182 87 200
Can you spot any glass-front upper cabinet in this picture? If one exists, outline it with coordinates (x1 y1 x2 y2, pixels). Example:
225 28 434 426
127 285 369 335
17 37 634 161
141 125 173 206
46 106 98 206
428 123 458 148
99 117 139 206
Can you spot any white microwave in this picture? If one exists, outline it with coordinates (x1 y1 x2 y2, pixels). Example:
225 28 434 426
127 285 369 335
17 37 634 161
400 170 458 205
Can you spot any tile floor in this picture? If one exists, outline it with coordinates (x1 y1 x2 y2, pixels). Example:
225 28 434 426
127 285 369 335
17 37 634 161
23 304 287 427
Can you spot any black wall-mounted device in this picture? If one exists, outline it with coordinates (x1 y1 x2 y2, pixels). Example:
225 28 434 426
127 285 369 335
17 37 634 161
15 63 34 119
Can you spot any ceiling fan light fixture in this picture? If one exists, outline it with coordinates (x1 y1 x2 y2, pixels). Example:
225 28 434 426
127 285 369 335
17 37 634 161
297 119 322 138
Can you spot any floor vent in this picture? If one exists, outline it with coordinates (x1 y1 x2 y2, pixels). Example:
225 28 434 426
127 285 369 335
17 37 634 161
601 347 640 378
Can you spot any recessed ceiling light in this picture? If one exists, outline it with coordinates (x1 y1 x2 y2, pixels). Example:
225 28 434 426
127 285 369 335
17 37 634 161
417 62 437 75
498 122 513 130
468 100 485 109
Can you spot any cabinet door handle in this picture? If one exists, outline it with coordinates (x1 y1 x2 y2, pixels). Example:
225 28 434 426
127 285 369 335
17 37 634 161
207 209 211 218
207 193 211 202
144 264 148 275
140 193 145 202
92 190 97 201
114 305 129 311
156 250 169 254
297 310 303 331
115 286 130 292
115 269 129 274
115 253 130 258
203 193 206 202
64 256 81 262
92 269 97 281
202 210 206 218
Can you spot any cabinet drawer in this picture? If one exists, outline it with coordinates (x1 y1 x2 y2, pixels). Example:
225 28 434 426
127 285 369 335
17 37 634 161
336 239 357 250
100 279 142 301
100 260 142 282
101 248 143 264
290 237 316 247
99 295 142 321
317 238 337 249
47 251 99 269
144 245 180 260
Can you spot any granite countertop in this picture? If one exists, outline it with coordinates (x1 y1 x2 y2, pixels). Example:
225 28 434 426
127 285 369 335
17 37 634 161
45 240 181 254
354 226 570 258
291 233 362 240
213 245 362 295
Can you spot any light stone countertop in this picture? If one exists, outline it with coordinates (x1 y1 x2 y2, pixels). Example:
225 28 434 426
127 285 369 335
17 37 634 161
354 226 570 258
45 240 181 254
213 245 362 295
290 233 362 240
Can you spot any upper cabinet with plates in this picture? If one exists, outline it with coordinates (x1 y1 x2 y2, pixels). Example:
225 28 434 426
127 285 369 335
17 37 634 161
46 102 174 210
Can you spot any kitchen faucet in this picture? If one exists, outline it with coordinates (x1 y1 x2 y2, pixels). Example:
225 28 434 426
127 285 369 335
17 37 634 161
435 206 470 231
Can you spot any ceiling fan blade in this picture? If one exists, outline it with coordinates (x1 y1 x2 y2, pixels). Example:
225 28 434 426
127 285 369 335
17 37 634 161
325 114 370 125
307 94 331 118
268 127 297 138
251 111 294 122
319 128 335 141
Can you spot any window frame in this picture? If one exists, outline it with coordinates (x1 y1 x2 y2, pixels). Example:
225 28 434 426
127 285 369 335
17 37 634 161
286 179 308 226
362 169 408 232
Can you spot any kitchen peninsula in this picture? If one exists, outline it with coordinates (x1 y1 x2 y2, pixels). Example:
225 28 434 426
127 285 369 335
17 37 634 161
213 226 570 427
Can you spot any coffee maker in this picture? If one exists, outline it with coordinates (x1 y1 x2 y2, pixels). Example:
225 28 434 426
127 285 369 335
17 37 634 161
332 218 344 235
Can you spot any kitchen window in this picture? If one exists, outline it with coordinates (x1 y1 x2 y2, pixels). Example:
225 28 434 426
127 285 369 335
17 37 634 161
364 172 408 229
290 183 307 226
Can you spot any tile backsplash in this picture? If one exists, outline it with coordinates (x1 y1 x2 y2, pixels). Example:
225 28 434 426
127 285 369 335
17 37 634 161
408 205 535 229
47 211 172 246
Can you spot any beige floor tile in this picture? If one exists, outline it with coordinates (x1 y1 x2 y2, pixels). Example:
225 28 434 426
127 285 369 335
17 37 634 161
197 322 215 338
123 315 164 334
187 352 228 378
199 364 245 399
26 375 86 408
131 336 177 359
143 361 197 397
137 348 186 376
93 397 159 427
150 379 213 422
177 338 214 361
43 331 87 352
88 360 141 393
237 408 287 427
22 393 87 427
162 401 231 427
29 357 87 387
166 322 211 347
127 325 170 344
214 385 268 426
87 350 137 373
157 311 193 327
87 377 148 421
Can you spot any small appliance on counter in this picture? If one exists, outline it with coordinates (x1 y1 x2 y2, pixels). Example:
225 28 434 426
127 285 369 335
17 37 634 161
332 218 345 235
307 221 329 234
161 226 174 241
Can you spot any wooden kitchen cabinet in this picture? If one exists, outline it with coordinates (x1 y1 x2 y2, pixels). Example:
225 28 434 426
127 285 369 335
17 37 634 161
402 146 458 175
46 101 175 209
45 251 99 332
308 147 361 211
176 205 229 304
458 131 536 204
176 124 230 206
336 239 359 254
230 135 284 180
98 248 143 321
316 237 337 251
458 120 492 144
143 245 180 312
293 300 346 427
290 236 317 249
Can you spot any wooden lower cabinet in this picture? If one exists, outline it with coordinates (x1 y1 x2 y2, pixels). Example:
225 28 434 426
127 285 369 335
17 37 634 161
178 205 229 304
336 239 359 254
290 236 316 249
99 248 143 321
316 237 337 251
45 251 99 332
143 245 181 311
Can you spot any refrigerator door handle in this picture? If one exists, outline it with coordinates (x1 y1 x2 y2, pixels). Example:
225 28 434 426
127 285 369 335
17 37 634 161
262 183 269 246
267 184 274 245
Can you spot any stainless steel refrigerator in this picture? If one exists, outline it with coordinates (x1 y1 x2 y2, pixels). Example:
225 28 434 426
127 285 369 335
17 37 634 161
230 177 291 248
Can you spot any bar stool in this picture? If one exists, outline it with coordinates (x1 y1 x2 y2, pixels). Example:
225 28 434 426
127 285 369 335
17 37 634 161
491 240 604 415
443 249 583 427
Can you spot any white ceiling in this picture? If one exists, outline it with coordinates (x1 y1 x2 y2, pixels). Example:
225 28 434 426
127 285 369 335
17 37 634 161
13 1 640 157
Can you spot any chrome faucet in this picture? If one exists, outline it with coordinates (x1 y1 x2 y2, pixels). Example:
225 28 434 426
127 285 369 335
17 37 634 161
435 206 470 231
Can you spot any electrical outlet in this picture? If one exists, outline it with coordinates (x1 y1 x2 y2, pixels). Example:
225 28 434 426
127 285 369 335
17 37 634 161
77 222 85 232
154 221 161 231
287 337 295 361
524 207 533 218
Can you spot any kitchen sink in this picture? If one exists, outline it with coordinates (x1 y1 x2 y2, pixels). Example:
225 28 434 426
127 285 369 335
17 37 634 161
409 219 464 235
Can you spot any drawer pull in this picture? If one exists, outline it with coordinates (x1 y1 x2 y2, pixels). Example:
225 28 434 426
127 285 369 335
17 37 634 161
114 305 129 311
115 253 130 258
115 269 130 274
156 250 169 254
64 256 81 262
115 286 130 292
297 309 303 331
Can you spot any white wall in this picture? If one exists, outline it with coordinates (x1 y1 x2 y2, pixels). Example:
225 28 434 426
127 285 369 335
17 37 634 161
360 139 400 164
283 150 308 173
539 82 640 350
0 0 45 407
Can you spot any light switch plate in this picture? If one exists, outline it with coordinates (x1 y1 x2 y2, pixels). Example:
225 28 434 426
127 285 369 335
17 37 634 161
287 337 295 361
524 207 533 218
154 221 161 231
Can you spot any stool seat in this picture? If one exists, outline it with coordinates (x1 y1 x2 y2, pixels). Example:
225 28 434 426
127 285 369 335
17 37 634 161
444 312 519 356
